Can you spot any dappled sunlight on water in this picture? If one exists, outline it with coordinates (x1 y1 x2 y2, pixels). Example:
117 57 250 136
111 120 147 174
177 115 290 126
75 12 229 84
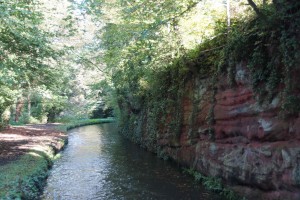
42 124 221 200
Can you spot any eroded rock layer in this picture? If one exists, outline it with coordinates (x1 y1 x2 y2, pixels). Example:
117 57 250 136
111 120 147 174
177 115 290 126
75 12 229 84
121 63 300 200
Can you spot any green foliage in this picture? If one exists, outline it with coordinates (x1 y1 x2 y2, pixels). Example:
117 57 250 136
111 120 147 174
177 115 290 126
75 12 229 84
0 86 15 114
0 0 103 125
20 114 41 125
157 147 169 161
83 0 229 118
57 118 115 132
0 0 77 124
277 0 300 116
183 168 242 200
224 1 300 116
80 1 300 158
0 151 52 200
91 101 114 119
0 0 60 84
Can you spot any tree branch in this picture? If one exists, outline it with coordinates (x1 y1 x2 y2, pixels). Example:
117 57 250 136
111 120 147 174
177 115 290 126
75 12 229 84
247 0 261 16
80 57 105 73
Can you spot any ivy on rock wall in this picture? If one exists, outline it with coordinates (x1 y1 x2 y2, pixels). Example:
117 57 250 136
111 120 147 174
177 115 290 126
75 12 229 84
81 0 300 147
225 0 300 117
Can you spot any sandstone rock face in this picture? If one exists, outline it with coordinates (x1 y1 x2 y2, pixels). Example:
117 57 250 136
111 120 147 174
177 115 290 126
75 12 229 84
126 64 300 199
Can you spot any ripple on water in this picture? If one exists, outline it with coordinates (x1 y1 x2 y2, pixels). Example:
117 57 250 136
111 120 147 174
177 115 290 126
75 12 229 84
42 124 221 200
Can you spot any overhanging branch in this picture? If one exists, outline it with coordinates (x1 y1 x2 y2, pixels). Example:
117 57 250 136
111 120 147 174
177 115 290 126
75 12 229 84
247 0 262 16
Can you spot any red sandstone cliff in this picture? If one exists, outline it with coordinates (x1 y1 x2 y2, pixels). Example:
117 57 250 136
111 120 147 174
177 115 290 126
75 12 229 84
124 62 300 200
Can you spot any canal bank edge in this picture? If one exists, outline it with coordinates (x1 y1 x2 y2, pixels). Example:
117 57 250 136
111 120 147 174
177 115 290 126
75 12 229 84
0 125 67 200
0 118 114 200
59 118 115 132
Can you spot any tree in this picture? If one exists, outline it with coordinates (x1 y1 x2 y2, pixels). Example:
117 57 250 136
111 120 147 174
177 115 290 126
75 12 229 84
247 0 262 16
0 0 76 125
78 0 230 116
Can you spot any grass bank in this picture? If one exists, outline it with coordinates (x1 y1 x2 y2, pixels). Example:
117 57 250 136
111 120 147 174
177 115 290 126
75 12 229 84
58 117 115 131
0 142 66 199
0 118 114 200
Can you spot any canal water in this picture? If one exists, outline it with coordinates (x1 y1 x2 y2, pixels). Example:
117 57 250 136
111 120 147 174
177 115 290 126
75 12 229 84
42 123 221 200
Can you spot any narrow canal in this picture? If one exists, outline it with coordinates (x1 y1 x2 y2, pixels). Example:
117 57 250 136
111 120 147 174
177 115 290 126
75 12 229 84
42 123 221 200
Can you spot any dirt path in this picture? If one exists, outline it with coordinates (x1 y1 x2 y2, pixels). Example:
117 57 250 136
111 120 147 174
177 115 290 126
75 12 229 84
0 124 67 166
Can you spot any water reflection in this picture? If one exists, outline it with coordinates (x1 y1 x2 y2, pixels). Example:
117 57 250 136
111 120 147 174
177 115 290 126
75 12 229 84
42 124 221 200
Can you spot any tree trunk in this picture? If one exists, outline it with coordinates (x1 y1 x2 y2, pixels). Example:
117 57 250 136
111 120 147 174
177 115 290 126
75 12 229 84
15 98 24 122
27 93 31 118
227 0 231 32
247 0 262 16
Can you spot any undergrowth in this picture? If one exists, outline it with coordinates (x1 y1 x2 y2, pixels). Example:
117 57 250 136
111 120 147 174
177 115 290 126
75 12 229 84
183 168 245 200
0 149 54 200
223 1 300 117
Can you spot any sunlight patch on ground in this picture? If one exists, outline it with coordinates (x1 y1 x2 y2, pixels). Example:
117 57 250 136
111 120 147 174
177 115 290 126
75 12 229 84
0 134 27 141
